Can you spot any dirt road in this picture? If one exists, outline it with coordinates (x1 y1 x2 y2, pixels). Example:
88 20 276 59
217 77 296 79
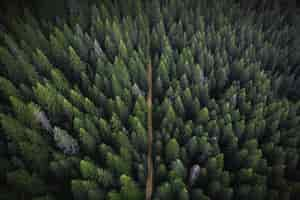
145 63 153 200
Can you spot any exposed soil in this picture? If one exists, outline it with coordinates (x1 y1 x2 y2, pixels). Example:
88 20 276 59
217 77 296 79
145 62 153 200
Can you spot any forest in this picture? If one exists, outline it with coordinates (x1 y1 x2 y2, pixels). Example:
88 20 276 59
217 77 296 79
0 0 300 199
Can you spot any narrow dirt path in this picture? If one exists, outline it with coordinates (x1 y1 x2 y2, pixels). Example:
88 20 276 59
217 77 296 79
146 62 153 200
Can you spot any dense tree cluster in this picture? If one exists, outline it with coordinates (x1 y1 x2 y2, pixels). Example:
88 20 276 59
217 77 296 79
0 0 300 199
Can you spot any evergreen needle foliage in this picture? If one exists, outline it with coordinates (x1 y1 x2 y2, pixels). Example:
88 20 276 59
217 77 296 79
0 0 300 199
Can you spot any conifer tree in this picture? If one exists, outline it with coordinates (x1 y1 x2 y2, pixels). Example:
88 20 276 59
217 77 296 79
0 1 299 199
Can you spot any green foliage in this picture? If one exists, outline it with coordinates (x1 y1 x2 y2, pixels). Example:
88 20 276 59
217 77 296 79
106 152 131 176
71 180 99 200
165 138 180 163
197 107 210 124
79 128 96 154
80 160 98 180
0 1 299 199
7 169 46 195
119 174 143 200
107 175 143 200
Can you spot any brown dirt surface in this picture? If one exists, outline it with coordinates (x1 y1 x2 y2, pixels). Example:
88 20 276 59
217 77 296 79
145 62 153 200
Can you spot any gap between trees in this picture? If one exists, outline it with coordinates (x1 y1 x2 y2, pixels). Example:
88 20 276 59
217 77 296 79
146 62 153 200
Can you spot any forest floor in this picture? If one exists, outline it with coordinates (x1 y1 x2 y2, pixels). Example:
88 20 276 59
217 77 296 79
146 62 153 200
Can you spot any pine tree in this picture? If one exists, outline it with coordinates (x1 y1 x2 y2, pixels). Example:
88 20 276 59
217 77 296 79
165 138 180 163
79 128 96 154
0 1 299 199
197 107 210 124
